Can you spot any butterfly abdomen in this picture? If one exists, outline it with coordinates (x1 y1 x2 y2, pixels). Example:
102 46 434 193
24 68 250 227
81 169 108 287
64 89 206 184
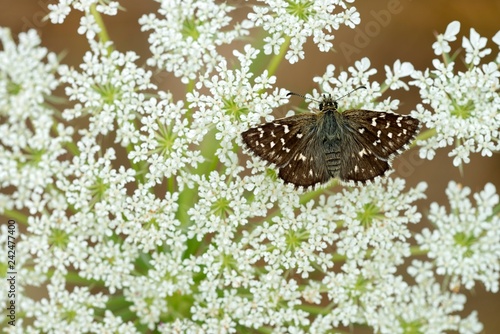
325 147 341 177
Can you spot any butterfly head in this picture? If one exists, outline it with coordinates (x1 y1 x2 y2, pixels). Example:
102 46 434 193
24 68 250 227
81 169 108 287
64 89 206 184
319 94 338 112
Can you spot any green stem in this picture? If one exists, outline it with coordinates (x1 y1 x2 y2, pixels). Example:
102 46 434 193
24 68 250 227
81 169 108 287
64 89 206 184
491 202 500 218
296 303 332 316
299 180 340 205
3 209 28 226
65 270 103 286
64 140 79 156
379 82 389 95
442 51 451 67
409 245 428 257
266 36 291 78
186 79 195 95
412 128 436 148
90 5 112 52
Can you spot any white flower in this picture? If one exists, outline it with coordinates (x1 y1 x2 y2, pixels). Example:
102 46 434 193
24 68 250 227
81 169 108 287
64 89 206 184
78 241 137 294
432 20 460 55
333 178 426 263
313 57 409 113
58 41 156 142
492 30 500 63
243 0 360 63
407 259 435 284
139 0 249 84
415 181 500 293
2 4 499 334
187 44 288 167
384 60 414 90
48 0 120 24
77 14 100 40
263 33 286 55
462 28 491 66
24 273 107 333
47 0 72 24
410 21 500 166
369 279 481 334
0 29 71 215
89 310 141 333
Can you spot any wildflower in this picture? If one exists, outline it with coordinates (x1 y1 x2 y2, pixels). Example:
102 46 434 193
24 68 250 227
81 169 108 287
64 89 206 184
1 3 498 333
415 181 500 293
139 0 249 83
410 21 500 166
244 0 360 63
432 20 460 55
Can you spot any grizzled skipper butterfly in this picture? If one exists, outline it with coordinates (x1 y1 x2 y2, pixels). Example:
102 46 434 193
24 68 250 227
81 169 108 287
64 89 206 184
241 86 420 188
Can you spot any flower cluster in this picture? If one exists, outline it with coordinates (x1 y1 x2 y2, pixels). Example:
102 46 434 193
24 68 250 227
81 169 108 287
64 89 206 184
313 57 414 112
1 1 499 334
140 0 249 83
48 0 119 25
187 45 289 168
410 21 500 166
0 28 69 215
244 0 360 63
48 0 119 42
416 181 500 293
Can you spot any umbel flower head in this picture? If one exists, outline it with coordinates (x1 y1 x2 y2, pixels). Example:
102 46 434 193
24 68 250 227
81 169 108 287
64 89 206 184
410 21 500 166
0 2 499 334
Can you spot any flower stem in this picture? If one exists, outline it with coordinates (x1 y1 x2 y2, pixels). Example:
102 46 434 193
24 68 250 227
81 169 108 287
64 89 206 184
266 36 291 78
3 209 28 225
90 5 112 52
413 128 436 146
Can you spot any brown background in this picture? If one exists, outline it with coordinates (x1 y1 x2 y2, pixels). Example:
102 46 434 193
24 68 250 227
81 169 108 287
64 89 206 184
1 0 499 332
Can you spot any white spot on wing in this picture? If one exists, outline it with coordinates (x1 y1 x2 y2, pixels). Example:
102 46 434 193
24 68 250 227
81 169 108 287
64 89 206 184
396 116 403 127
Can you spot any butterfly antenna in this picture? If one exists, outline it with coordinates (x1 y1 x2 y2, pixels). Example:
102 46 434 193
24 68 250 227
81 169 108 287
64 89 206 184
288 85 366 103
334 85 366 102
287 91 321 103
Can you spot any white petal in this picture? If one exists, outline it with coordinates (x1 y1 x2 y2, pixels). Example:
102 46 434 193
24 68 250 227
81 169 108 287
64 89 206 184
443 20 461 41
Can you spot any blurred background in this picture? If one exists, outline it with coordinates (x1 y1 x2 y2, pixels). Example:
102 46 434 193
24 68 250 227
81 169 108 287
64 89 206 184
1 0 499 332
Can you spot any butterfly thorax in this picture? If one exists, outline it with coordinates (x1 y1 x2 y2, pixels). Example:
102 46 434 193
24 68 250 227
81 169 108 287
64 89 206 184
317 96 345 140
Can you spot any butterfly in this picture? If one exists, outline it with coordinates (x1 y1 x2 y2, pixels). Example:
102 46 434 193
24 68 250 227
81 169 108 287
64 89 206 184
241 87 420 189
